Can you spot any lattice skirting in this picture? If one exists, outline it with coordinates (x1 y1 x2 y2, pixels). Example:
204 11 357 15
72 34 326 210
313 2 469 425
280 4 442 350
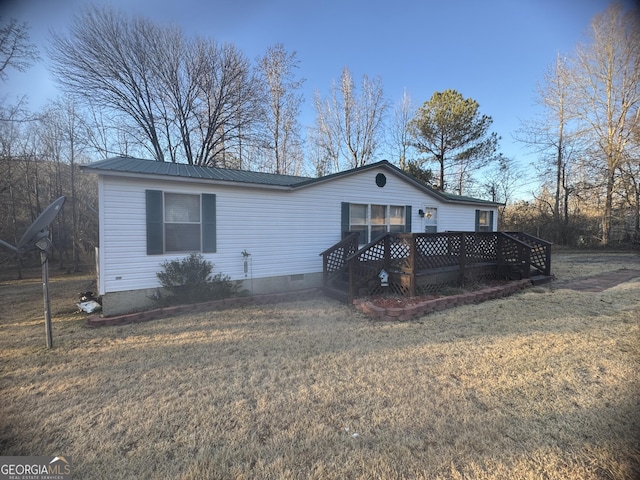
370 264 499 296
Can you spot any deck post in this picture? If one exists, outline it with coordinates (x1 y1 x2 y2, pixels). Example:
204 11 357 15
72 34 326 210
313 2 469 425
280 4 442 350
544 244 551 276
409 234 416 296
383 234 391 273
458 233 467 285
348 256 355 302
322 253 328 288
496 233 504 276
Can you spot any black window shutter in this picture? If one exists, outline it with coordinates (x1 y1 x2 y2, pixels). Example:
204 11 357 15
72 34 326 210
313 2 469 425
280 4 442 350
405 205 412 232
489 210 494 232
341 202 350 238
475 210 480 232
146 190 164 255
202 194 216 253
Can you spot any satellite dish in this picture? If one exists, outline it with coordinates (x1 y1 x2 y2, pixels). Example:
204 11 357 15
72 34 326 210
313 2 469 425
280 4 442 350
0 196 66 348
17 196 66 253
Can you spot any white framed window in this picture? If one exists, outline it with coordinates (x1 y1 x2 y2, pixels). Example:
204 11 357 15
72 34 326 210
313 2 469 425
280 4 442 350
475 209 494 232
164 193 201 252
146 190 216 255
348 203 407 244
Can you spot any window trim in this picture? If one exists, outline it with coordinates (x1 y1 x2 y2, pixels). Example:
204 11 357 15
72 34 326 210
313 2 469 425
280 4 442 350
146 190 216 255
164 192 202 252
342 202 412 244
475 209 494 232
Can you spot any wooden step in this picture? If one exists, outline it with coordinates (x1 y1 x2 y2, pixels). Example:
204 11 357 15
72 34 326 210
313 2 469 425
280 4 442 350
322 286 349 304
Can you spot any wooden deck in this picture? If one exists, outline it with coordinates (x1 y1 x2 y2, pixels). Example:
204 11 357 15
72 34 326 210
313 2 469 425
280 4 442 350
321 231 552 303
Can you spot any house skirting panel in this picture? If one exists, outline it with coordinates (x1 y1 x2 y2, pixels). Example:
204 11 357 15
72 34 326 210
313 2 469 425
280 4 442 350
100 272 323 316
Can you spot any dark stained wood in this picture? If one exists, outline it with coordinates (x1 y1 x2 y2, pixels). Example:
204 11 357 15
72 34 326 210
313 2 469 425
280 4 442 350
321 232 553 303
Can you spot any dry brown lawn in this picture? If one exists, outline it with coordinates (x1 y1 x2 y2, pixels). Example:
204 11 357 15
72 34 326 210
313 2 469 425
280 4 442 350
1 252 639 479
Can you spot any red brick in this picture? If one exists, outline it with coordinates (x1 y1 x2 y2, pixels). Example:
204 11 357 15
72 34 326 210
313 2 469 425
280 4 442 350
385 307 404 317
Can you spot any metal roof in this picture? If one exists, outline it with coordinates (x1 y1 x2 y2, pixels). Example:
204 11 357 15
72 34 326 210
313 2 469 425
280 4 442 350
81 156 501 206
80 156 312 187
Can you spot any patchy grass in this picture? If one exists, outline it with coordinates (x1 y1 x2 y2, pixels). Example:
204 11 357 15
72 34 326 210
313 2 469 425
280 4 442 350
0 253 639 479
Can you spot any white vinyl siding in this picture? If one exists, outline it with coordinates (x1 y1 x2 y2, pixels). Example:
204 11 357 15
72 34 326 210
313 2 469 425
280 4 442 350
97 167 497 296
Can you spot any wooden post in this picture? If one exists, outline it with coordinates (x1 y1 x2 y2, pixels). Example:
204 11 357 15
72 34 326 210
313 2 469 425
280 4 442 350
544 244 551 276
409 234 416 296
348 256 355 303
322 252 328 288
496 233 504 277
383 234 391 273
458 233 466 286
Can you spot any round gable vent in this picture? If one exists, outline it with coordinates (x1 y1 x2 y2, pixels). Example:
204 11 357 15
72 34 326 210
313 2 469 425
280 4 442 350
375 173 387 187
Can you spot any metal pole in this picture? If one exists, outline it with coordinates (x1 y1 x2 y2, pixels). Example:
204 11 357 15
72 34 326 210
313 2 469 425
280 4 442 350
42 250 53 348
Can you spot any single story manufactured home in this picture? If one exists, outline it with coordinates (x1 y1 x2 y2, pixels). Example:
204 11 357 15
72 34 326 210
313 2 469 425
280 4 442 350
81 157 501 316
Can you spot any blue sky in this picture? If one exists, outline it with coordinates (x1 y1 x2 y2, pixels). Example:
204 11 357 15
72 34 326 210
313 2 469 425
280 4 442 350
1 0 625 197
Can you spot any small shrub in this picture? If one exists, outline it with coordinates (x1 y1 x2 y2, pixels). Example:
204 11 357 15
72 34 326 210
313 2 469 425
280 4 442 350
156 253 241 306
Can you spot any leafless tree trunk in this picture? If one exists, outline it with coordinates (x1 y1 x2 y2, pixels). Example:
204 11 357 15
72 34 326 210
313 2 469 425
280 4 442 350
517 54 579 244
568 3 640 245
389 89 414 170
313 67 387 171
256 44 304 175
48 5 261 166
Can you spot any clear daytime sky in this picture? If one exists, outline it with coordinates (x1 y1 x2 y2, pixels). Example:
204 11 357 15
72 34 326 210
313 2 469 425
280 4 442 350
1 0 629 197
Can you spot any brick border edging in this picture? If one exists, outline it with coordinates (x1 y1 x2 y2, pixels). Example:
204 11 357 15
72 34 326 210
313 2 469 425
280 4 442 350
85 288 321 327
85 280 534 327
353 279 533 321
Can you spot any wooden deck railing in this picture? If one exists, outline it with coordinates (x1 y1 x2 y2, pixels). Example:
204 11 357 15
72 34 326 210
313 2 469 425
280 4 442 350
325 231 551 301
503 232 552 276
319 232 360 289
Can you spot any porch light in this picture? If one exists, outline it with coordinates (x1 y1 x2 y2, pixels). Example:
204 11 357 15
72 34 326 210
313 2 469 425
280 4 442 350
418 209 425 218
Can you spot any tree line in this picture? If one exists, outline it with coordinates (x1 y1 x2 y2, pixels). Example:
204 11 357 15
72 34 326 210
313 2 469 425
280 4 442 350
1 3 638 277
514 3 639 246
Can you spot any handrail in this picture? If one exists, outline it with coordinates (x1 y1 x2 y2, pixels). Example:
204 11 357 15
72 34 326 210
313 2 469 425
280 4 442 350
498 232 532 278
321 231 552 301
344 233 390 263
500 232 533 250
505 231 553 247
345 234 390 301
319 232 359 257
504 231 551 276
319 232 359 288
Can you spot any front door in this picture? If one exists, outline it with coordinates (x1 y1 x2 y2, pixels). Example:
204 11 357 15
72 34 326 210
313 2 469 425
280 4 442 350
423 207 437 233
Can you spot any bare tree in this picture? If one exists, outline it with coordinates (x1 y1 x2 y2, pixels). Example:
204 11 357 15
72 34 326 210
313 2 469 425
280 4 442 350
478 155 519 226
0 17 38 82
388 89 415 170
568 3 640 245
312 89 341 173
313 67 387 171
40 98 89 271
255 44 305 175
48 5 260 166
517 54 580 244
619 124 640 240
